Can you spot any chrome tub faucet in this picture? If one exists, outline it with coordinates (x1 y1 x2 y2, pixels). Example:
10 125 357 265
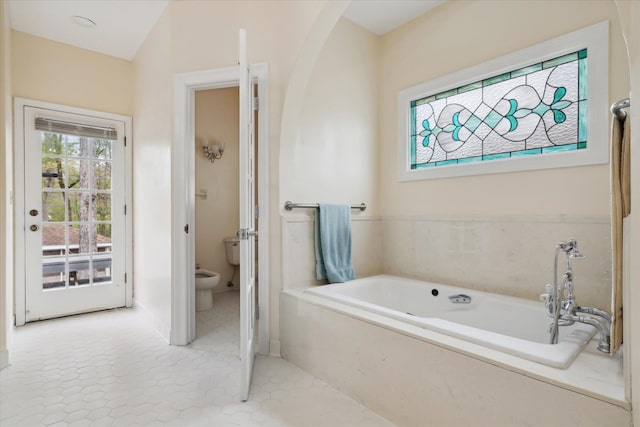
540 240 611 354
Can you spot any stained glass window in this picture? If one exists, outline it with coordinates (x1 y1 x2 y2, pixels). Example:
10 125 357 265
409 49 587 169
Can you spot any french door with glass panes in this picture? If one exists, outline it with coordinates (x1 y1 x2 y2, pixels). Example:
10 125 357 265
22 104 127 321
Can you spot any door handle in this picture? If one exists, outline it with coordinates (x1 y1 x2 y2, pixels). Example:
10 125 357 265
30 224 39 232
236 229 258 240
29 209 39 216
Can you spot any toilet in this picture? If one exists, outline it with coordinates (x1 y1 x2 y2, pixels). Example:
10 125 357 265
224 236 240 286
195 269 220 311
224 236 240 265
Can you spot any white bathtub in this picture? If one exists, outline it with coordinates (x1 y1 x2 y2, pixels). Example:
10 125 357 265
305 275 596 369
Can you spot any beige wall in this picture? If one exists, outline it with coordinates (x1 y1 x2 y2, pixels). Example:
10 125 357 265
1 0 13 370
11 31 133 116
132 7 173 340
132 0 329 342
280 17 382 289
378 0 629 217
285 18 380 213
194 87 239 290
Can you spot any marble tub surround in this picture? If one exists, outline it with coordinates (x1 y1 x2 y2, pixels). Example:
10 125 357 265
281 290 629 427
381 215 612 310
281 214 383 289
282 213 612 311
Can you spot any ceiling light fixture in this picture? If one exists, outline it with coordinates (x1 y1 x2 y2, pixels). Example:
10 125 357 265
70 15 97 28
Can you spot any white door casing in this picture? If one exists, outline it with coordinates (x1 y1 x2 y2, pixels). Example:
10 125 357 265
171 53 270 358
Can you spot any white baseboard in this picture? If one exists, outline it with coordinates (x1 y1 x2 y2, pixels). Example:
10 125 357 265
269 339 281 357
0 348 9 370
133 298 171 343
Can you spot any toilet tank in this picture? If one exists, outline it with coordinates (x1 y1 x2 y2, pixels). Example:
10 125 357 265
224 236 240 265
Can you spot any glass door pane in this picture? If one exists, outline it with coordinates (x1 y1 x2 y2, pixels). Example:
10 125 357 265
39 132 114 291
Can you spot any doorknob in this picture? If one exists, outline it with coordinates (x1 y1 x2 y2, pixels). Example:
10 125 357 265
29 209 38 216
236 229 258 240
30 224 39 232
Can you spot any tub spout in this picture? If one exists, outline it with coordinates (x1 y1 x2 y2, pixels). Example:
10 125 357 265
562 313 611 353
575 306 612 325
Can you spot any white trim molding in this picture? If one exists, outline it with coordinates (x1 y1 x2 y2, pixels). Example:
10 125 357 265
0 348 9 370
397 21 609 181
133 298 170 343
172 64 270 355
269 339 281 358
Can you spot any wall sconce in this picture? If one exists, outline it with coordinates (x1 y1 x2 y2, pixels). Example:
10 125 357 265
203 138 225 163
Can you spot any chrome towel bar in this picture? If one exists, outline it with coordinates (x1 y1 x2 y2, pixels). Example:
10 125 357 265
284 201 366 212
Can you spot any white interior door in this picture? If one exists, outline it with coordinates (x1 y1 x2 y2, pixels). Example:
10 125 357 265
238 28 257 402
21 105 127 321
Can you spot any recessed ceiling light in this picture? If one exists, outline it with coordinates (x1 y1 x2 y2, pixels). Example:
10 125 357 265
70 15 97 28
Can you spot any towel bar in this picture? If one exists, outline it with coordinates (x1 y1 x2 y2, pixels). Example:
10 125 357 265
284 201 366 212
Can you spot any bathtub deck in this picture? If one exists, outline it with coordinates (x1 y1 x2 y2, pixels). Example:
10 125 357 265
281 289 630 427
285 288 627 409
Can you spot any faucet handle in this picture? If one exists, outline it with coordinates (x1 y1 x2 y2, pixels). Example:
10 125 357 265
540 284 554 303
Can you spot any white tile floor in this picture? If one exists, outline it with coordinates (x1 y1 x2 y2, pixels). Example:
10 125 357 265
0 291 395 427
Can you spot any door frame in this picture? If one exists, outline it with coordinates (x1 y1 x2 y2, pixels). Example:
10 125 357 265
13 98 133 326
172 64 269 353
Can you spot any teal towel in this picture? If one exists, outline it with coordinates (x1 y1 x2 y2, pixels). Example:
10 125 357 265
315 204 355 283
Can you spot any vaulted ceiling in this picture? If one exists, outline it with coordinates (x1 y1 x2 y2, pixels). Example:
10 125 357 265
8 0 445 61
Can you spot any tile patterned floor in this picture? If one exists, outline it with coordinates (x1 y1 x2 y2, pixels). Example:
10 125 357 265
0 291 395 427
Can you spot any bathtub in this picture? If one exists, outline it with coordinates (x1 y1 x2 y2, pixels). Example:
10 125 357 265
305 275 596 369
281 275 628 426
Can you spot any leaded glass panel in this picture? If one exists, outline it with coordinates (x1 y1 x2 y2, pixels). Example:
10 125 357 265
410 49 587 169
